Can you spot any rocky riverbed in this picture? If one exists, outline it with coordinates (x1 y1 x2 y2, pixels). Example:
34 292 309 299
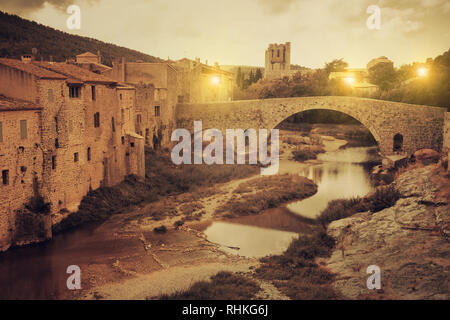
324 164 450 299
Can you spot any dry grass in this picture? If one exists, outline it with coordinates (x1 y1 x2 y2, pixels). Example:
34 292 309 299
216 175 317 217
157 271 261 300
255 231 340 300
317 185 401 227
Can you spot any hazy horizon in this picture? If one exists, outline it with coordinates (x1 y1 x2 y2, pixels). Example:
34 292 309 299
1 0 449 68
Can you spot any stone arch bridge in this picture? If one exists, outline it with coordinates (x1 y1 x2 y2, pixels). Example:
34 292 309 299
176 96 446 156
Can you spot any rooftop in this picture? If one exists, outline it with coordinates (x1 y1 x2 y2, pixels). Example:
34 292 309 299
0 95 42 112
33 61 116 84
0 58 66 80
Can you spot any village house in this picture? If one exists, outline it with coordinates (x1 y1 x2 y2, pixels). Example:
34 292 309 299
172 58 234 103
0 55 144 251
105 57 177 149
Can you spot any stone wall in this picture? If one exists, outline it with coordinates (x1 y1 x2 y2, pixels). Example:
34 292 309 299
176 96 447 156
0 109 43 251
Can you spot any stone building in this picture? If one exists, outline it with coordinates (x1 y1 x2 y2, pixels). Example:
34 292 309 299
264 42 296 79
105 58 178 149
0 56 144 251
172 58 234 103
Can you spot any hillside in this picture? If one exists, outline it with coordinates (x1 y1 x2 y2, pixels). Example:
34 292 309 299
0 11 162 66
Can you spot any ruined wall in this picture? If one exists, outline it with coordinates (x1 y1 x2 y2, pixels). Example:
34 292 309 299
176 96 446 156
0 109 43 251
265 42 292 80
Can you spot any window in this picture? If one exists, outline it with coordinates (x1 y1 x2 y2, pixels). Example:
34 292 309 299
130 142 135 148
121 136 125 145
119 93 123 100
2 170 9 185
0 121 3 142
20 120 27 140
94 112 100 128
55 138 59 148
48 89 54 102
52 156 56 170
91 86 96 101
393 134 403 152
87 147 91 161
137 114 142 123
69 86 81 98
111 117 115 132
74 152 79 162
154 105 160 117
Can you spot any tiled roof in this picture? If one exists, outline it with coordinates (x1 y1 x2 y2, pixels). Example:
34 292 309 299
0 58 66 79
77 52 98 57
0 95 42 112
33 61 117 84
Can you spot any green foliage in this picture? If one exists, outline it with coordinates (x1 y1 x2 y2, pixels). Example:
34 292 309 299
0 11 161 65
158 272 261 300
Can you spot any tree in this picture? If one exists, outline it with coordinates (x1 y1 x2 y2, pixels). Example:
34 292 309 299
324 58 348 74
236 67 243 89
368 63 397 91
255 68 263 82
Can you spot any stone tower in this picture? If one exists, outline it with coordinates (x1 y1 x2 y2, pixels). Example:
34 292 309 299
265 42 291 79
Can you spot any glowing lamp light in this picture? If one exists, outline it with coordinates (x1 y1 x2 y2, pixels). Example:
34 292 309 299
211 75 220 85
417 67 428 78
344 77 355 86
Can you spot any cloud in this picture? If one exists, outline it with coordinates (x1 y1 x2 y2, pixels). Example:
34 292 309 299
0 0 98 13
257 0 296 14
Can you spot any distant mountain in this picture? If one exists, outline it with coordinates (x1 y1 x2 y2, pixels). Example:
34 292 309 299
0 11 162 66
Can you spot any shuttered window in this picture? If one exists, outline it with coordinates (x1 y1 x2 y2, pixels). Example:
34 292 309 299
20 120 27 140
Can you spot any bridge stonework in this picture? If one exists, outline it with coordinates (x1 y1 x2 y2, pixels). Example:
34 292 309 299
176 96 446 156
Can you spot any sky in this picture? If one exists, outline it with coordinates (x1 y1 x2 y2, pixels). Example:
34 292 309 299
1 0 449 68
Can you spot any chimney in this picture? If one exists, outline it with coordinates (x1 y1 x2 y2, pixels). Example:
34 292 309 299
120 57 126 82
21 54 33 63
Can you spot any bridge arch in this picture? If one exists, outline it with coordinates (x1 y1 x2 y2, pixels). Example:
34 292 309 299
271 108 381 148
176 96 446 156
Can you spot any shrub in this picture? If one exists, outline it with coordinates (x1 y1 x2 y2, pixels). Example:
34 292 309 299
366 185 401 213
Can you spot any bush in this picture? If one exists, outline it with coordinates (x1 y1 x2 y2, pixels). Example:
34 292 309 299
317 197 368 227
367 185 400 213
255 232 339 300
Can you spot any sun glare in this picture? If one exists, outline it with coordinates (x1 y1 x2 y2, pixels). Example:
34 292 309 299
344 77 355 86
417 67 428 77
211 75 220 85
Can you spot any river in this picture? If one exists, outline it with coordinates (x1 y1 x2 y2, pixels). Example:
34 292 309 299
204 139 380 258
0 137 380 299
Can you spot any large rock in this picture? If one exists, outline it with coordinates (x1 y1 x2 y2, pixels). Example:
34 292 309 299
413 149 440 165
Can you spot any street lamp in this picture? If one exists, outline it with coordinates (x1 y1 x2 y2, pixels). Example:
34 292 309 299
417 67 428 78
211 75 220 85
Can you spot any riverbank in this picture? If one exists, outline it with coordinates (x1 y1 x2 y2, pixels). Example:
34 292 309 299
324 162 450 299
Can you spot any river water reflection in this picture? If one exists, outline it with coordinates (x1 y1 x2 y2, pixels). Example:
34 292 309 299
204 143 380 257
